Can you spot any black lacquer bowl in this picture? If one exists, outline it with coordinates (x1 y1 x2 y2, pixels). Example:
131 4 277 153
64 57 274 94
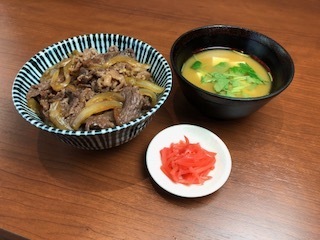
170 25 294 119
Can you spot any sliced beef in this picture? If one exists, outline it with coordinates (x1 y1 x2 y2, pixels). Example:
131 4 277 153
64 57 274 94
121 48 135 58
27 46 156 131
66 87 95 120
77 67 94 84
114 86 146 125
95 69 126 91
26 80 51 99
85 111 115 130
135 70 151 80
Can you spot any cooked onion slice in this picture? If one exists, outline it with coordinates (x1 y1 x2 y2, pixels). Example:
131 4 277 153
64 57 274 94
86 92 125 107
139 88 157 106
135 79 164 94
49 101 73 130
27 98 41 116
49 59 72 91
72 100 123 130
50 68 71 92
104 55 150 69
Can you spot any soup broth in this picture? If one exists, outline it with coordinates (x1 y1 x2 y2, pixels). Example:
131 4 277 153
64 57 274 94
181 49 272 98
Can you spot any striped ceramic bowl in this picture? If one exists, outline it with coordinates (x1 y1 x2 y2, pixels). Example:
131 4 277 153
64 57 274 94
12 33 172 150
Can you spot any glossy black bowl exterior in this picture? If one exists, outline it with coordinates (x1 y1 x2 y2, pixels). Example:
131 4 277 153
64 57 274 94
170 25 294 119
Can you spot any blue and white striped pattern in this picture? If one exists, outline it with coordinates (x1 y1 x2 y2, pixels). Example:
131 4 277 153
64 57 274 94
12 33 172 150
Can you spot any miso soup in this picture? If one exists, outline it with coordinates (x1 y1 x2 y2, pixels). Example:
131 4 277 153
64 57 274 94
181 49 272 98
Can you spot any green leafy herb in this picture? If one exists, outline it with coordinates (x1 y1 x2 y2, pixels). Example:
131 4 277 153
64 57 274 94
201 72 228 92
191 60 202 70
214 62 229 72
192 61 267 97
229 63 263 83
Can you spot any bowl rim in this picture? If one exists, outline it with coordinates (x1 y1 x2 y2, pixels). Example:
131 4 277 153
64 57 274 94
12 33 173 136
170 24 295 102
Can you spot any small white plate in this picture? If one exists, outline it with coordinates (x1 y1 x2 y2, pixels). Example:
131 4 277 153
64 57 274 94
146 124 232 198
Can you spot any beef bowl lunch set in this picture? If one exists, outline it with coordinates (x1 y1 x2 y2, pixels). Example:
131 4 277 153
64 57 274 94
12 25 294 197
